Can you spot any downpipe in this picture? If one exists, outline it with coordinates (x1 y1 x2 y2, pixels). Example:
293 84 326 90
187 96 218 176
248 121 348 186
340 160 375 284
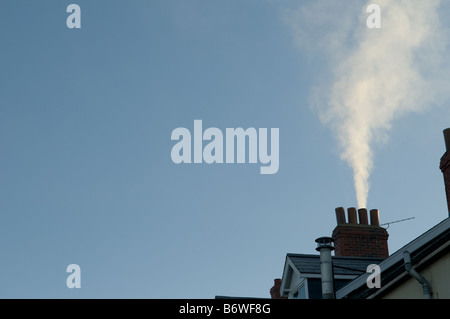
403 250 432 299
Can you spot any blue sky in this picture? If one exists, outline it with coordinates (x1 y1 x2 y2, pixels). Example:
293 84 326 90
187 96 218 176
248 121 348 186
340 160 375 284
1 0 449 298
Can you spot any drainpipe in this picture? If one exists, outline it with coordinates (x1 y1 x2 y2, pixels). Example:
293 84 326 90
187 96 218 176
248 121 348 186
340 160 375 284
403 250 432 299
315 237 335 299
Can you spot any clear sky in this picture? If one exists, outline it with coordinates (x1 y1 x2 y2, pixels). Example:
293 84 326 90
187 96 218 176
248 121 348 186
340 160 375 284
1 0 449 298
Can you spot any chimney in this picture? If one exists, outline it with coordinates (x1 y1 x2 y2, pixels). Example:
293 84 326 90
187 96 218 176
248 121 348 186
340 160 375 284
269 278 286 299
315 237 335 299
332 207 389 258
439 128 450 216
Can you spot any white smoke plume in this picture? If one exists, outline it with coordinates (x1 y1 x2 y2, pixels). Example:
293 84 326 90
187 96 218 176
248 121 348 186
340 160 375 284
286 0 450 208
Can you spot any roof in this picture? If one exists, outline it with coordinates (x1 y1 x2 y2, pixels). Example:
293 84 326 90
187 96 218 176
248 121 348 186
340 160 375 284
280 252 385 297
287 253 384 276
336 217 450 299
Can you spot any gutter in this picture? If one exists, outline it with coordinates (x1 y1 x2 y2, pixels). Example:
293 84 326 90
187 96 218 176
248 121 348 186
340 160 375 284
403 250 432 299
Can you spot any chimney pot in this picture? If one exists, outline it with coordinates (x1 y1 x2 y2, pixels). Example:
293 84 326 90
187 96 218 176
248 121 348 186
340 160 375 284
335 207 346 224
444 128 450 152
370 209 380 226
348 207 357 224
358 208 369 225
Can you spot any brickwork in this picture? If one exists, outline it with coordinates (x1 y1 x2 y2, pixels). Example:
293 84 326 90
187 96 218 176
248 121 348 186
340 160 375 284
270 278 287 299
332 207 389 258
332 224 389 258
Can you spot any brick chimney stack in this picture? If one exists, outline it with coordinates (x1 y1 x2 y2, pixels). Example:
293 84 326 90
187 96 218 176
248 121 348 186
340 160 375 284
439 128 450 216
269 278 286 299
332 207 389 258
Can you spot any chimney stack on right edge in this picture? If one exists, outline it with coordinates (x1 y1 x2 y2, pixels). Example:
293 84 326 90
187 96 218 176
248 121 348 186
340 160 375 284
439 128 450 217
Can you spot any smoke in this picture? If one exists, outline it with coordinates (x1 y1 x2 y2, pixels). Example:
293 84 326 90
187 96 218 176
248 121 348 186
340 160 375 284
286 0 450 208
